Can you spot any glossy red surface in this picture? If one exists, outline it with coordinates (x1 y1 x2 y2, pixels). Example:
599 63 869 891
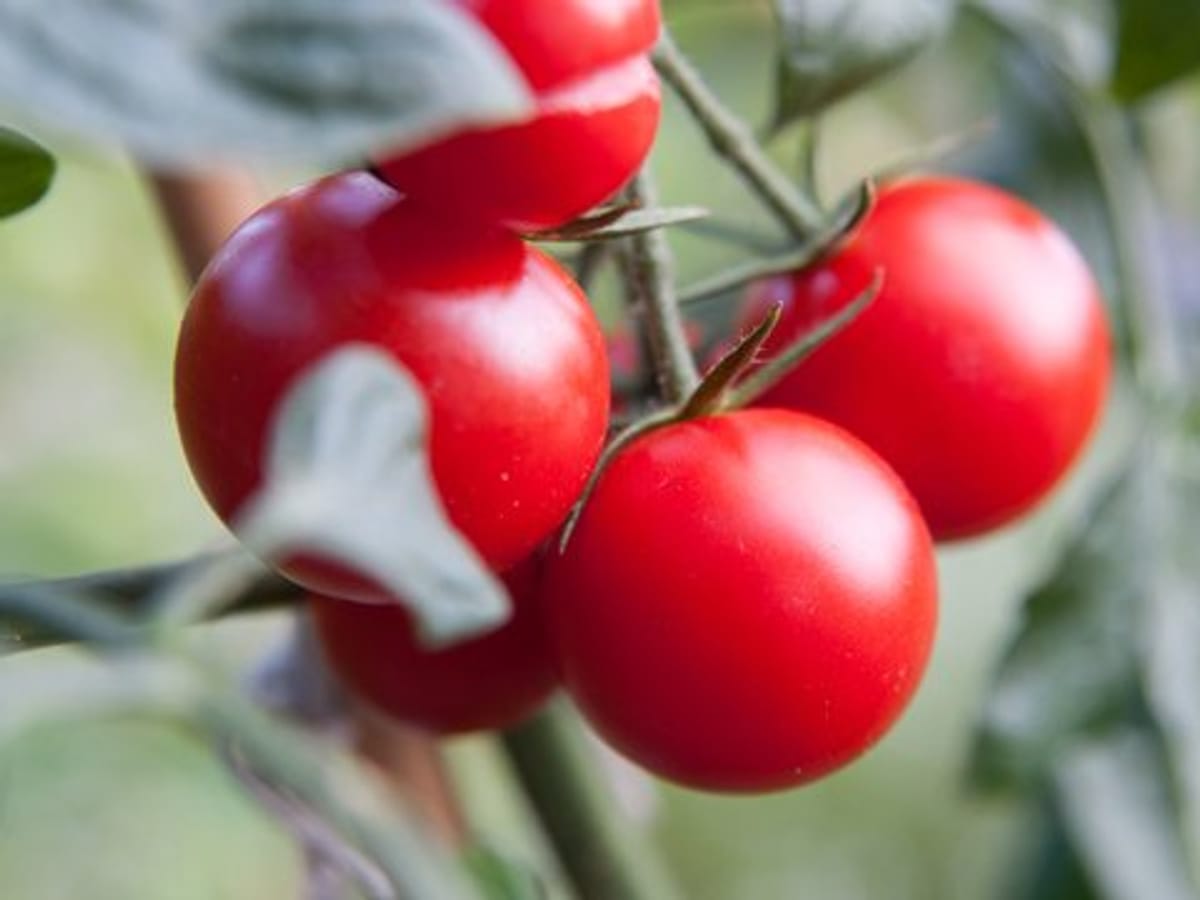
463 0 660 91
544 409 938 792
375 0 662 230
175 173 610 596
739 178 1112 540
311 556 556 733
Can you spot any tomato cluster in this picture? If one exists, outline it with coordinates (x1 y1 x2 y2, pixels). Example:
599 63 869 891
172 2 1110 795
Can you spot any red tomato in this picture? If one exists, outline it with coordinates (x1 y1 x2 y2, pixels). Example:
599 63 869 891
175 172 610 598
311 555 555 733
544 409 938 792
374 0 662 231
738 178 1111 540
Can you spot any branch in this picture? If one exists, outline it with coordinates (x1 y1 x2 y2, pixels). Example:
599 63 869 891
618 171 701 404
654 30 824 241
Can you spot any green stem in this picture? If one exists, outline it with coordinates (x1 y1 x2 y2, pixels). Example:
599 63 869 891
0 551 300 651
0 585 144 648
501 704 681 900
727 272 882 408
678 179 875 306
795 117 824 212
653 30 825 240
620 170 701 404
200 687 477 900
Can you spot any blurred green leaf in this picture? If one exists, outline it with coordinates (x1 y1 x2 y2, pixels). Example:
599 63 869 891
0 127 54 218
0 717 305 900
970 465 1146 790
465 845 545 900
972 417 1200 894
1053 730 1197 900
1112 0 1200 102
241 346 509 647
1008 800 1099 900
769 0 957 128
0 0 534 166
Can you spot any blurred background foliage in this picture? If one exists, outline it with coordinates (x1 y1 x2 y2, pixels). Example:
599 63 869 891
2 0 1199 897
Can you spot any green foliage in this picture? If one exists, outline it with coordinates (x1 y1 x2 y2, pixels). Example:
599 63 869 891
0 0 534 166
464 845 546 900
769 0 957 129
0 127 54 218
1112 0 1200 102
0 717 305 900
249 346 509 647
972 422 1200 895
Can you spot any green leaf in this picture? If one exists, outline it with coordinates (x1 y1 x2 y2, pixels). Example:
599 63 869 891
1053 730 1198 900
971 417 1200 893
1112 0 1200 102
0 127 54 218
969 465 1147 790
237 345 509 648
0 0 534 166
769 0 957 128
464 845 546 900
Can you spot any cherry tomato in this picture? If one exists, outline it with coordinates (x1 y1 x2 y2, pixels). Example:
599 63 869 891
737 178 1111 540
374 0 662 231
175 172 610 598
543 409 938 792
311 556 555 733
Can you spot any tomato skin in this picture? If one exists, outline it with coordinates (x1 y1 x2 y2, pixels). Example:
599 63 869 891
374 1 662 231
311 556 556 734
738 178 1112 540
175 173 610 597
543 409 938 793
463 0 661 92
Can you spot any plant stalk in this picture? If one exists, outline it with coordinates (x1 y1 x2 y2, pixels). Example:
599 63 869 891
502 704 680 900
619 170 701 404
653 30 824 241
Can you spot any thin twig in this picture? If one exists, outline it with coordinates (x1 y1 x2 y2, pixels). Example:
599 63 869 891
619 171 701 404
727 271 883 407
654 30 825 240
678 179 875 306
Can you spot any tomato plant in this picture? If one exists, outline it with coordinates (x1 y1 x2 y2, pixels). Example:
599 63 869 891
373 0 662 231
311 555 555 733
737 178 1112 540
543 409 938 792
175 172 610 598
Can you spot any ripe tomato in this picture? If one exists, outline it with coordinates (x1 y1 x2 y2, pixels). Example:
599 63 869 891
175 172 610 598
374 0 662 231
311 556 555 733
737 178 1111 540
543 409 938 792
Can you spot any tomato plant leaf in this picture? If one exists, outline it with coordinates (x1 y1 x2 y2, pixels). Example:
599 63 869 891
0 126 54 218
769 0 956 129
1112 0 1200 102
237 345 509 648
0 0 534 166
972 420 1200 893
464 845 546 900
1053 730 1198 900
969 463 1147 791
